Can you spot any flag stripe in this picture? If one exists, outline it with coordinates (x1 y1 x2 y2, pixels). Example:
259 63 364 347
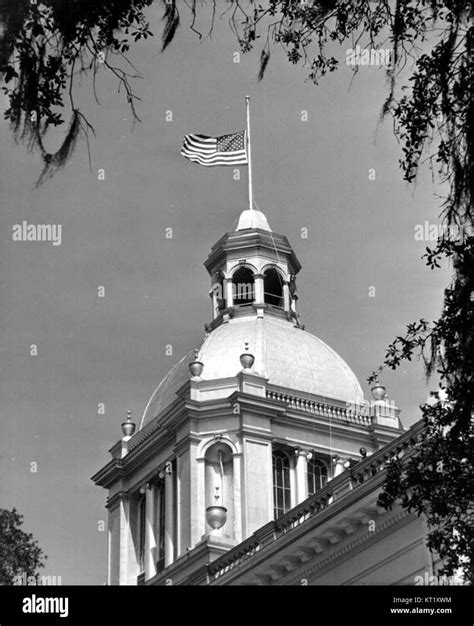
181 148 247 160
183 139 216 152
188 134 216 143
181 146 246 160
181 155 249 165
182 139 216 153
182 155 249 166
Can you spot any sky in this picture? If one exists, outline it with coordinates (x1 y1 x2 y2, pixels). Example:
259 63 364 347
0 3 450 584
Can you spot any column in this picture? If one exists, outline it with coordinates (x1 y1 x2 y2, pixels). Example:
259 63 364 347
155 484 163 563
291 294 298 315
254 274 264 304
232 452 243 543
225 278 234 308
189 440 201 548
333 456 346 477
144 483 157 580
164 470 174 567
283 281 290 311
119 497 131 585
196 457 206 540
108 494 138 585
209 288 218 319
295 450 308 504
107 503 120 585
289 457 297 508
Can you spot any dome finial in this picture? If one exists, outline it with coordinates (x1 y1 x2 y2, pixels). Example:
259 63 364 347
236 208 271 232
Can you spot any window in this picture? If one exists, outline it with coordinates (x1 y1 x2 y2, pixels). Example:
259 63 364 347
232 267 255 305
264 268 284 307
272 450 291 518
307 458 328 496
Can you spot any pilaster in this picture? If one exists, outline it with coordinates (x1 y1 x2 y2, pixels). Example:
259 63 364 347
144 483 157 580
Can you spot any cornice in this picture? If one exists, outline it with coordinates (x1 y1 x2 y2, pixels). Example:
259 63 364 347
204 229 301 275
122 429 176 476
290 508 415 584
91 459 126 489
106 490 128 510
229 392 287 418
174 432 202 456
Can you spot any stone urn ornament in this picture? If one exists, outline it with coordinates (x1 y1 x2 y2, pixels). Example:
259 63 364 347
370 379 387 402
205 487 227 531
239 342 255 371
121 410 136 437
189 348 204 379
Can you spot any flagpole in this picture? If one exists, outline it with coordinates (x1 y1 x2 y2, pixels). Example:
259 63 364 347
245 95 253 211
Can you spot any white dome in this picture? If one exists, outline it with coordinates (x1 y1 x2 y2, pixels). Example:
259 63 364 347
140 315 365 429
236 209 271 232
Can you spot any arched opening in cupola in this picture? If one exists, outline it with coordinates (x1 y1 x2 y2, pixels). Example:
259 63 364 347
264 267 284 307
232 267 255 306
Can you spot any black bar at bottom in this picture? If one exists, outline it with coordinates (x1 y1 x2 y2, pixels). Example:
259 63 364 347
0 585 471 626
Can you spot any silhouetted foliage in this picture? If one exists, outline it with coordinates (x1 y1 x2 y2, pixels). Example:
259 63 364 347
0 0 155 185
0 508 46 585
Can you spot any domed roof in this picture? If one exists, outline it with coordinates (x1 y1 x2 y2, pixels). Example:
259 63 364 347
236 209 271 232
140 315 365 429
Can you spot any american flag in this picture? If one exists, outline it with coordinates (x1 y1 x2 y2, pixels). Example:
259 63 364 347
181 130 248 166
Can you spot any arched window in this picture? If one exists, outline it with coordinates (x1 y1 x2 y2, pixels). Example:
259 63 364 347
307 458 328 496
232 267 255 305
272 450 291 518
264 268 284 307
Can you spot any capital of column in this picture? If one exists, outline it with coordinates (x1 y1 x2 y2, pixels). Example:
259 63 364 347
332 456 350 477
